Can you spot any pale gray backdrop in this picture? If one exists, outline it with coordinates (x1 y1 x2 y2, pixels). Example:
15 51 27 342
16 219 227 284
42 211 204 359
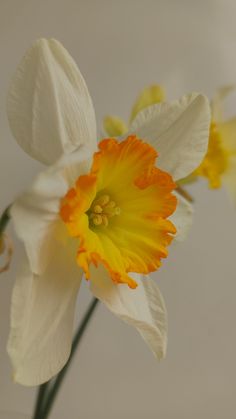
0 1 236 418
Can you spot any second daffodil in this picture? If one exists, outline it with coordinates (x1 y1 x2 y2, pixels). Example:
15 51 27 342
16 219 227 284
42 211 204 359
7 39 210 386
180 86 236 201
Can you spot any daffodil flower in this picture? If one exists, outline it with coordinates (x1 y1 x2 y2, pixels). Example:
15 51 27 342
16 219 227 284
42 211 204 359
182 86 236 201
106 84 236 205
6 39 210 386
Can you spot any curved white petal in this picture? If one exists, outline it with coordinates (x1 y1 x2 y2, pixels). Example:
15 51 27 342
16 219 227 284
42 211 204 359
90 268 167 359
170 192 193 242
129 93 211 180
7 242 82 386
11 145 93 275
55 145 93 186
211 85 236 122
7 38 97 165
11 167 68 275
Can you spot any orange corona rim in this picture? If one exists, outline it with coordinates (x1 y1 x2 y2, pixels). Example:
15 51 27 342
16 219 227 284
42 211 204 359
60 136 177 288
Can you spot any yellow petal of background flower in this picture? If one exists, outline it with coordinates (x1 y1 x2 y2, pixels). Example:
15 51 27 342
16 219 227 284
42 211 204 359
129 85 166 123
218 117 236 150
193 122 231 188
217 118 236 203
211 85 236 122
103 115 128 136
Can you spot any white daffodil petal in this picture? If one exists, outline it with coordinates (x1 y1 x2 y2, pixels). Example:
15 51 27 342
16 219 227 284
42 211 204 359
7 38 97 165
170 193 193 242
211 85 236 122
7 243 82 386
129 93 210 180
90 268 167 359
55 145 93 186
11 167 68 275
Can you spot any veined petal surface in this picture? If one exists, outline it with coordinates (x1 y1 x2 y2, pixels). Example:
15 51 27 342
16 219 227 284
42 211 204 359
7 242 82 386
11 144 93 275
90 267 167 359
170 193 193 242
7 38 97 164
11 167 68 275
129 93 211 180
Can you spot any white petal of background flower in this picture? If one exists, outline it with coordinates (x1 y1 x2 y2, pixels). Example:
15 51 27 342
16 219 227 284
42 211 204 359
1 1 236 418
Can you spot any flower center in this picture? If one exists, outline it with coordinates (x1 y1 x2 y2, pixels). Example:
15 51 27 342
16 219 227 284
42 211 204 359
87 194 121 227
59 136 177 289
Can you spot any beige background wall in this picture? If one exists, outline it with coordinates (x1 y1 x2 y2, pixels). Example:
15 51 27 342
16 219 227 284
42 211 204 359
0 1 236 418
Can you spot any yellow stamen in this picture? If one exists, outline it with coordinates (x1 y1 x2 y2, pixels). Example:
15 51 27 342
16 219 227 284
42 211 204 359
101 214 109 227
105 200 115 209
96 194 110 206
89 194 121 227
92 214 103 226
93 205 103 214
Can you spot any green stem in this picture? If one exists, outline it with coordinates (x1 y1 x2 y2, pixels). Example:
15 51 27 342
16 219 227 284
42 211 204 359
35 297 99 419
32 383 49 419
0 206 11 236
